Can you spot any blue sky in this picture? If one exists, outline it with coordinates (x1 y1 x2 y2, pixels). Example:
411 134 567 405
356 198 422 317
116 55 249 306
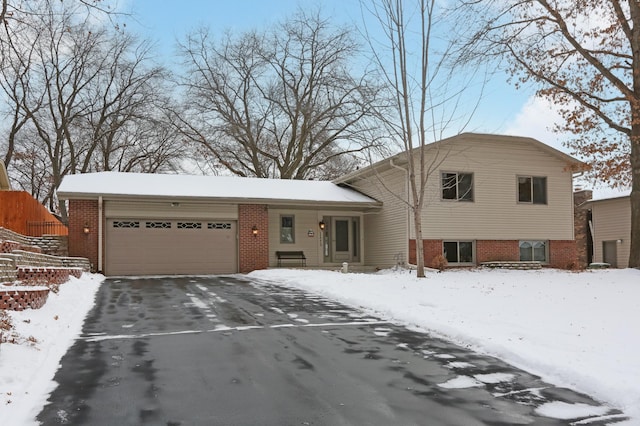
120 1 536 135
111 0 611 173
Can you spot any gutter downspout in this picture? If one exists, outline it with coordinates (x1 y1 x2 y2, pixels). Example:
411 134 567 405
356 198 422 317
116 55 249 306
390 158 411 266
98 196 103 272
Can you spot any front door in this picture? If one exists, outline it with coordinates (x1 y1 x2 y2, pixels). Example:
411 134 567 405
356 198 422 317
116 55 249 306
330 217 360 263
332 218 351 262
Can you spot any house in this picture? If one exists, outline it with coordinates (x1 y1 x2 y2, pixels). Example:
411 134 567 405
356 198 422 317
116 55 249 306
583 194 631 268
57 133 585 275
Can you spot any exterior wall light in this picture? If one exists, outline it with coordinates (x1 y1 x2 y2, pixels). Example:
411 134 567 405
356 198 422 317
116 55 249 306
319 221 325 230
83 225 90 234
252 225 259 237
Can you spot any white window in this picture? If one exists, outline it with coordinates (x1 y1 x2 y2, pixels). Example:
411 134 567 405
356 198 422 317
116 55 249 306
519 240 547 262
280 215 295 243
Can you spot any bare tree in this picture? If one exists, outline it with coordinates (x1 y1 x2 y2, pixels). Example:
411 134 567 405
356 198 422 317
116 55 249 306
456 0 640 267
177 9 383 179
0 0 180 219
359 0 482 277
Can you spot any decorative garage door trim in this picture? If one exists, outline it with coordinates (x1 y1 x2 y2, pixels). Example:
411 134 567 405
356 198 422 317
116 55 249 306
105 218 237 276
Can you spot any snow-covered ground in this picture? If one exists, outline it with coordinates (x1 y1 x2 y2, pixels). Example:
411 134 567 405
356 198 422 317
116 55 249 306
1 268 638 424
0 274 103 426
249 267 640 424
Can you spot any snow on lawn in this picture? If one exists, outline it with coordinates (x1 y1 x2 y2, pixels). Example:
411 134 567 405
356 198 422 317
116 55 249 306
0 273 103 426
249 267 640 423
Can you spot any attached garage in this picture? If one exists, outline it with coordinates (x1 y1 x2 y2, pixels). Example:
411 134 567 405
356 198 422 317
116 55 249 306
105 219 237 275
103 200 239 275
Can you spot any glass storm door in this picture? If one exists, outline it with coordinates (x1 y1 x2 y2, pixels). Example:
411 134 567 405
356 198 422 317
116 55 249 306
332 217 352 262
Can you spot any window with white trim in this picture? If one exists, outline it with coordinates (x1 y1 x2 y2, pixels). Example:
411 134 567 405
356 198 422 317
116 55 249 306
518 176 547 204
443 241 474 264
519 240 547 262
280 215 295 243
442 172 474 201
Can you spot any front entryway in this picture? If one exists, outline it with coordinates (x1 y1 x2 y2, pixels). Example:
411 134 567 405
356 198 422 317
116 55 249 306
322 216 360 263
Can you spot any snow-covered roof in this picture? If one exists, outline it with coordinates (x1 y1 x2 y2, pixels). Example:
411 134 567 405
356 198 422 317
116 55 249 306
57 171 380 207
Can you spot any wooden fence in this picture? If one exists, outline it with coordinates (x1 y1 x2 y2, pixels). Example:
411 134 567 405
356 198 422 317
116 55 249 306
0 191 68 236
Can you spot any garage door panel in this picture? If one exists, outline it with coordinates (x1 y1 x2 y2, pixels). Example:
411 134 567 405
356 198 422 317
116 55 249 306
106 219 237 275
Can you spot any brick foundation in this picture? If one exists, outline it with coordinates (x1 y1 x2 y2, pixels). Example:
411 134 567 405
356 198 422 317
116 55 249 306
476 240 519 263
548 240 579 270
410 239 579 270
0 289 49 310
238 204 269 273
68 200 99 272
409 239 443 268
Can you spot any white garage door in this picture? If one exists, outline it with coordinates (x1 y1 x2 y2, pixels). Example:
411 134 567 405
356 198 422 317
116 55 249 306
106 219 237 275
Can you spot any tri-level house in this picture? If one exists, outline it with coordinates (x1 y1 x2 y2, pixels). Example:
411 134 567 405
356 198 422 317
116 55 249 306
57 133 585 275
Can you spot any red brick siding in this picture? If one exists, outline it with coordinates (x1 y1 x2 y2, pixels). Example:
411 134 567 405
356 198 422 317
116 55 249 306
409 239 443 268
68 200 99 272
238 204 269 273
410 239 578 269
476 240 519 263
549 240 579 269
0 289 49 310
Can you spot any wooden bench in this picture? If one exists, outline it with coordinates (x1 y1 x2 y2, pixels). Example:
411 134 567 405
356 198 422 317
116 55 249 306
276 251 306 267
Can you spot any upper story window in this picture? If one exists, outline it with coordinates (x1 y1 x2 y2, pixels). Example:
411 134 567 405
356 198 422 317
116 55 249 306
518 176 547 204
441 172 474 201
280 215 295 243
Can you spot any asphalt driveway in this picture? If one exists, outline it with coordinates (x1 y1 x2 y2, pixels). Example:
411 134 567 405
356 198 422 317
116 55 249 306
37 276 624 425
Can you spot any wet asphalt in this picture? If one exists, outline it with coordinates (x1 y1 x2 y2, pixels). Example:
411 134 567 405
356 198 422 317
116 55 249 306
36 275 626 426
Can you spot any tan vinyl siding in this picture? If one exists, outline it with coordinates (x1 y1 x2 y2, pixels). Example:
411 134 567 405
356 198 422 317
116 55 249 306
347 168 408 269
591 197 631 268
268 209 321 267
105 201 238 219
411 138 575 240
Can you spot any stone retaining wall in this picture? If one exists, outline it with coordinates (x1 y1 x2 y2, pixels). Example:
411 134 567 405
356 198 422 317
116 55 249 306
0 257 18 285
0 227 69 256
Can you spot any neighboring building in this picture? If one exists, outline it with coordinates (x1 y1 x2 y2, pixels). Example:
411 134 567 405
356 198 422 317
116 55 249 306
57 133 585 275
336 133 585 270
583 195 631 268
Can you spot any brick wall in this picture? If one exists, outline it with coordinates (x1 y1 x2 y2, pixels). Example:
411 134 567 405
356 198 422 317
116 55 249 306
410 239 578 269
409 239 443 268
238 204 269 273
476 240 519 263
549 240 579 269
68 200 99 272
